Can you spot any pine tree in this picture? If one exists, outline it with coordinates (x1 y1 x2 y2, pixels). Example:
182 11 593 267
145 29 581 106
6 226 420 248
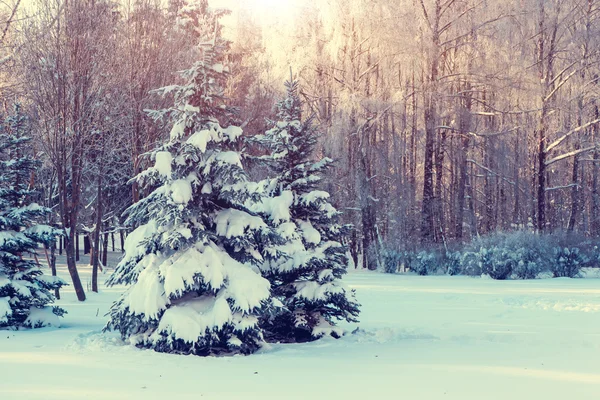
106 2 279 356
251 79 360 342
0 105 65 329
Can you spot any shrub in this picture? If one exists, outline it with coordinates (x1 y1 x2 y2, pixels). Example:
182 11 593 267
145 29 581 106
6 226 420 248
413 251 438 275
379 231 593 280
443 251 461 276
382 249 403 274
552 247 586 278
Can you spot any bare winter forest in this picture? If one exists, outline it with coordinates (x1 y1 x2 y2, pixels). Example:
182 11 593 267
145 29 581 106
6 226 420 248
2 0 600 287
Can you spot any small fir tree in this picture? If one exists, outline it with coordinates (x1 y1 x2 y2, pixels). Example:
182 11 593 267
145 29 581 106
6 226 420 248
106 2 279 356
251 79 360 342
0 105 65 329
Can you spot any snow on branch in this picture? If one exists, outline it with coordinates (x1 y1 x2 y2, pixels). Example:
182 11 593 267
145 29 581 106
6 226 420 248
545 183 581 192
545 145 596 166
546 118 600 153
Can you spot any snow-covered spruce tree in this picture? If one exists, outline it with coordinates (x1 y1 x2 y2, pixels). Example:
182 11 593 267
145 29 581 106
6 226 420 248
106 3 280 356
0 105 65 329
250 79 360 342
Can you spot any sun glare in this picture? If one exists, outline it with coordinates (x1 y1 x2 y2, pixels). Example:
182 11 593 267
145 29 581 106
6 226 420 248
238 0 299 17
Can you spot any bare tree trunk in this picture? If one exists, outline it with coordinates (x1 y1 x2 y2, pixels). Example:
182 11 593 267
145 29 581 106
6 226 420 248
120 229 125 253
434 128 446 242
592 104 600 236
92 173 103 293
102 230 109 268
421 100 437 242
84 235 90 254
537 112 548 232
455 104 471 239
568 137 582 232
75 232 80 261
49 240 59 300
65 232 84 301
513 130 521 226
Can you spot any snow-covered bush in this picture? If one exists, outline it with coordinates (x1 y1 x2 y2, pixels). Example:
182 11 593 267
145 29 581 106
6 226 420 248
382 247 457 276
456 231 595 280
442 251 461 276
552 247 586 278
0 105 65 329
382 249 412 274
511 247 545 279
413 251 438 276
249 79 359 343
106 4 278 356
486 247 518 280
460 232 546 279
380 231 594 280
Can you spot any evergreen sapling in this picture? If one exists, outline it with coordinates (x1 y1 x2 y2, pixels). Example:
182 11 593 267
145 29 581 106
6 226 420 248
0 105 65 329
251 79 360 342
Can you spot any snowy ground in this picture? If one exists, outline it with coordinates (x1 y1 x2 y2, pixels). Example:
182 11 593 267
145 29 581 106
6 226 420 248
2 255 600 400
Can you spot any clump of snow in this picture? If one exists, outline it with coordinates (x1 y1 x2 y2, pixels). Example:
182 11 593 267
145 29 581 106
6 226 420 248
311 315 344 338
183 104 200 113
154 152 173 177
24 307 61 328
201 183 212 194
121 221 159 265
215 151 242 167
170 119 187 140
293 281 344 302
310 157 333 171
125 260 169 319
318 269 334 281
187 129 212 153
298 190 330 205
223 125 243 141
223 261 270 312
536 271 555 279
276 222 297 240
156 295 232 343
212 63 224 73
215 209 266 239
0 296 10 323
297 220 321 245
254 191 293 225
170 179 193 204
318 202 338 218
161 246 225 298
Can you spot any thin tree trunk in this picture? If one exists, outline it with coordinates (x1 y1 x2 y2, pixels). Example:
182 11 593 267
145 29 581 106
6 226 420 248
65 233 85 301
75 232 79 261
92 174 103 293
102 231 109 268
592 104 599 235
568 142 582 232
83 235 90 254
120 229 125 253
537 119 548 232
49 241 59 300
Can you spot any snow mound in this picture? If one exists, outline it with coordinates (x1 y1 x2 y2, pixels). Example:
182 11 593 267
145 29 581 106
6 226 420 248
24 307 61 328
350 327 440 344
69 331 129 352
